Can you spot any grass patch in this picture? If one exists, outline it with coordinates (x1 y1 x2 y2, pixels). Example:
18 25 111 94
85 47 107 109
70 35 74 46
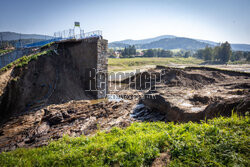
108 57 204 72
0 49 12 55
0 50 53 73
229 60 250 65
0 115 249 167
40 42 55 50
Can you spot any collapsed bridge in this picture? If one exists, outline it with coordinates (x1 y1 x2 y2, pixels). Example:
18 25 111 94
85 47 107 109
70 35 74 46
0 37 108 120
0 26 102 69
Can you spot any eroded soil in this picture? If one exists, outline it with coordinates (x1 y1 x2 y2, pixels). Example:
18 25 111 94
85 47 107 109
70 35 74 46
0 100 135 152
0 66 250 152
126 66 250 122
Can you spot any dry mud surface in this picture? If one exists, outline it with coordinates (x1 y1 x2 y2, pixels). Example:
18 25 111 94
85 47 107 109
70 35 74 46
0 100 134 152
0 66 250 152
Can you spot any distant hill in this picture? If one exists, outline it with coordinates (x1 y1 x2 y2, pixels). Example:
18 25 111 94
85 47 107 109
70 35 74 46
109 35 250 51
140 37 211 50
0 32 53 41
231 44 250 52
113 35 176 45
196 39 218 46
109 42 130 48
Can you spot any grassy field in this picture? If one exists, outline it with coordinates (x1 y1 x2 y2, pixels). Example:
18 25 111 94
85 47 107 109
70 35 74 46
108 57 204 72
0 115 249 167
229 60 250 65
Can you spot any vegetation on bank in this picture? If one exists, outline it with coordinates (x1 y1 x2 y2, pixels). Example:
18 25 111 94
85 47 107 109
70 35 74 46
0 114 249 167
0 49 12 55
0 50 53 73
41 42 55 50
108 57 204 72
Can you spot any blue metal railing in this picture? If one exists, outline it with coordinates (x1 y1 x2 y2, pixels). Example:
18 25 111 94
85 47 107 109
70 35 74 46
24 37 62 48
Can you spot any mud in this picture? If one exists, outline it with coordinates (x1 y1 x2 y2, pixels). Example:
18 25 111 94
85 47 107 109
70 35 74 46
127 66 250 122
0 100 134 152
0 65 250 152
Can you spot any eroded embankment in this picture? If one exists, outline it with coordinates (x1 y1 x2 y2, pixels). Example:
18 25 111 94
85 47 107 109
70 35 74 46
127 66 250 122
0 63 250 152
0 38 107 121
0 48 89 120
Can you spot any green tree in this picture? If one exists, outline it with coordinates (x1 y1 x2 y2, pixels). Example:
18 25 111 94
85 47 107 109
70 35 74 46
219 41 232 63
203 46 213 61
184 51 191 58
160 50 173 57
197 49 204 59
143 49 155 57
121 45 137 58
246 52 250 61
231 51 243 61
128 45 135 55
213 46 221 61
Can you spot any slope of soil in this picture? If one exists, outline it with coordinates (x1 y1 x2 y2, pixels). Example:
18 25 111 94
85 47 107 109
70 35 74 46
0 41 98 120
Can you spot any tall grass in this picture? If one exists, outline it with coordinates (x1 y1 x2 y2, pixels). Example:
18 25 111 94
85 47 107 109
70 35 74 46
0 114 249 167
0 49 12 55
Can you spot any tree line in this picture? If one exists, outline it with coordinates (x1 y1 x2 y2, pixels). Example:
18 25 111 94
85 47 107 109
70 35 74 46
121 45 136 58
108 42 250 63
196 42 250 63
142 49 173 57
196 42 232 63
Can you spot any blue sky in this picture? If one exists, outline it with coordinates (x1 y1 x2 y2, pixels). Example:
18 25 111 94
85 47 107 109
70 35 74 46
0 0 250 43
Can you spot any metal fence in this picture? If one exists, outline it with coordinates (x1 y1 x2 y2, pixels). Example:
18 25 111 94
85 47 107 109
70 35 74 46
53 29 75 39
83 30 102 38
23 29 102 48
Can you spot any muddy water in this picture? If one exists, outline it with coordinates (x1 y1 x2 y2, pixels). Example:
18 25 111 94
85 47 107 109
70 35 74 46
107 94 165 121
131 104 166 121
107 94 124 102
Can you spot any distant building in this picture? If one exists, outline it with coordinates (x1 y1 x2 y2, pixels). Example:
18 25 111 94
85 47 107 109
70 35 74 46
114 51 121 58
